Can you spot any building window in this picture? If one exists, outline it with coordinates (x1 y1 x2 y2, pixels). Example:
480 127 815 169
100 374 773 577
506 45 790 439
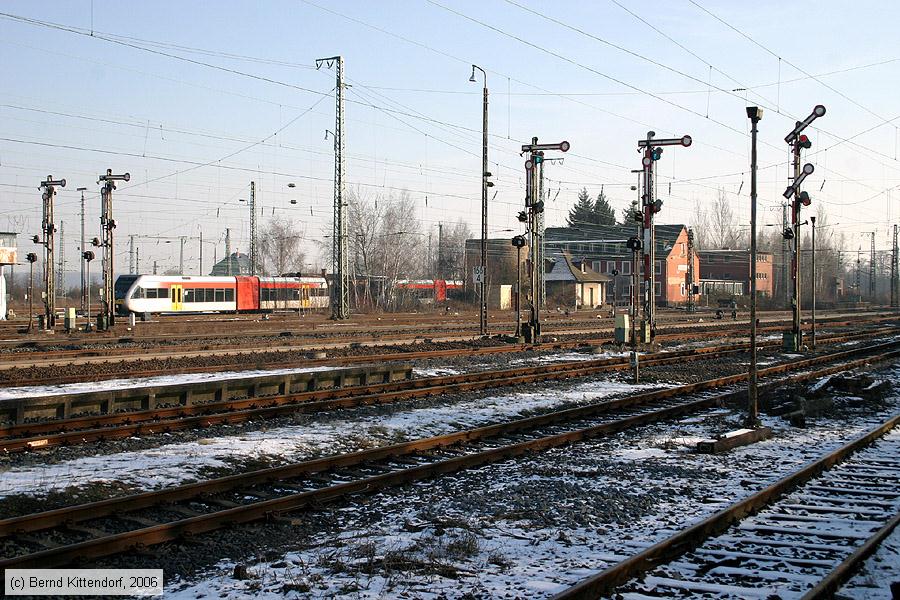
654 282 661 296
680 283 686 296
621 261 631 275
593 260 601 272
655 262 662 275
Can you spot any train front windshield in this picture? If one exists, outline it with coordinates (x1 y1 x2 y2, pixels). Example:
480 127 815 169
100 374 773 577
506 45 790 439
114 275 139 300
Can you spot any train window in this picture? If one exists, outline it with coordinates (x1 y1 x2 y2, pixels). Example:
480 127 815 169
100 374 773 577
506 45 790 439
146 288 158 299
131 287 144 299
205 289 214 302
225 288 234 302
158 288 168 299
215 289 225 302
184 289 195 303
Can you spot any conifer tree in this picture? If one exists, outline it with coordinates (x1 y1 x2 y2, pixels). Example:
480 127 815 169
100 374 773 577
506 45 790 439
567 188 596 227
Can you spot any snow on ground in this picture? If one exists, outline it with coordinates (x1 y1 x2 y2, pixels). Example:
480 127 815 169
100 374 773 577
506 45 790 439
411 366 462 378
0 365 343 400
163 375 900 599
839 516 900 599
0 378 666 498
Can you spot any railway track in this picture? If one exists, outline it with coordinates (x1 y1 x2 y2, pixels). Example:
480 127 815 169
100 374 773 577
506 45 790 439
0 339 897 570
555 415 900 599
0 329 884 452
1 310 891 358
1 315 895 386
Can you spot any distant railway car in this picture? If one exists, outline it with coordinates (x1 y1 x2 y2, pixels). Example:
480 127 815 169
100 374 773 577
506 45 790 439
117 274 328 315
394 279 462 304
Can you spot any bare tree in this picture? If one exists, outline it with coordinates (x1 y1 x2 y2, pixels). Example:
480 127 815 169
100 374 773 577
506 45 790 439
257 215 306 276
322 188 426 310
436 219 472 281
690 199 711 250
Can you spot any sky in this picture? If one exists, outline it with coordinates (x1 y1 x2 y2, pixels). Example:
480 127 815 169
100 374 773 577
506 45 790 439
1 0 899 274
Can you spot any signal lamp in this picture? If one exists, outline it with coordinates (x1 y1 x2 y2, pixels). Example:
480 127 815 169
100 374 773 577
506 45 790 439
26 252 37 263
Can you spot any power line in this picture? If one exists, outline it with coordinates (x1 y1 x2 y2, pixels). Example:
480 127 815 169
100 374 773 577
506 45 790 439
687 0 893 127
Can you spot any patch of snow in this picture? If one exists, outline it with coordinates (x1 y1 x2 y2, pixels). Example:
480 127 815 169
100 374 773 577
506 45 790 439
0 365 343 401
0 379 667 498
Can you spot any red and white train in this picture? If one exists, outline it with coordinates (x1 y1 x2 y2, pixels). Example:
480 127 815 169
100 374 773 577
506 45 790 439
115 275 329 315
393 279 463 304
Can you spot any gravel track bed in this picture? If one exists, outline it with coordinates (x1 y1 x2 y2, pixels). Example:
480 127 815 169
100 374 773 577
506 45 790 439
0 342 839 525
0 335 614 385
83 364 899 598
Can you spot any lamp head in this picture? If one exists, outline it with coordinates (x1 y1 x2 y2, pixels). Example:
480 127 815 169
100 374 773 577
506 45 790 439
469 65 477 82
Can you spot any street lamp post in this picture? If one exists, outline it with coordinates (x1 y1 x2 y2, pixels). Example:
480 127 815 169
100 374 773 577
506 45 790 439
469 64 490 336
512 235 526 339
83 250 94 331
746 106 763 428
26 252 37 332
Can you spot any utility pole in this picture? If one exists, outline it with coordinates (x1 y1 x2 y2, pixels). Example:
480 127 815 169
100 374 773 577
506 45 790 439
199 230 203 275
38 175 65 328
153 260 158 275
249 181 257 275
469 64 491 335
686 228 696 313
869 231 876 299
136 247 140 274
99 168 130 327
56 220 65 295
638 132 692 341
179 236 185 274
746 106 762 427
78 187 87 313
225 228 232 276
129 235 135 274
782 104 824 351
437 223 444 279
856 248 862 302
889 227 896 306
521 137 570 343
318 55 349 320
782 202 789 307
810 215 817 350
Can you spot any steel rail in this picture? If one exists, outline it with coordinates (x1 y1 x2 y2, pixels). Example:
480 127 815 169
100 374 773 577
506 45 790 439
800 511 900 599
554 414 900 599
0 341 897 569
1 319 892 391
1 313 892 370
0 329 882 452
0 341 751 451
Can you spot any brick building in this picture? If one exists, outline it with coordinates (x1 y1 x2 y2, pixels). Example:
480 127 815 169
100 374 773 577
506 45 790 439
699 249 775 296
544 224 699 307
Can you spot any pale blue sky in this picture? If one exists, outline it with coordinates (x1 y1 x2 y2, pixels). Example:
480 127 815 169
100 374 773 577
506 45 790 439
2 1 899 271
